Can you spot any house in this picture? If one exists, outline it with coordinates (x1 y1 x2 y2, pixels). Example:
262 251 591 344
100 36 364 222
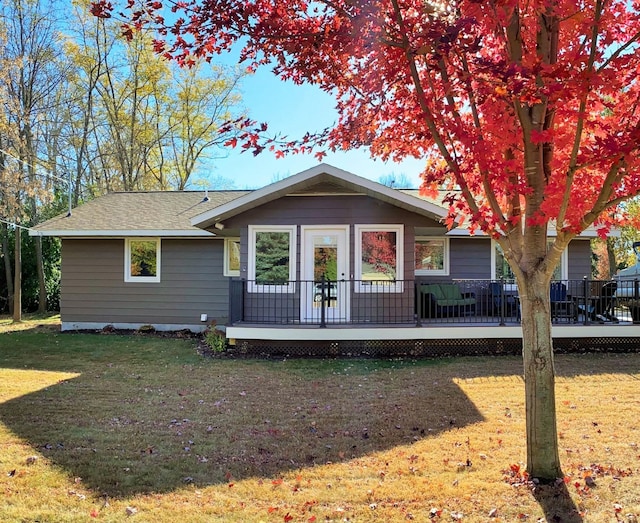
31 164 638 351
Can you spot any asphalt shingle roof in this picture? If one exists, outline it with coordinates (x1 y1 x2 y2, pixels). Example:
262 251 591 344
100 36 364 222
33 190 249 235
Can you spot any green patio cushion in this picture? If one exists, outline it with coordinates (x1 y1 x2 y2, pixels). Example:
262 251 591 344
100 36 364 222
437 297 475 307
421 284 446 300
439 284 463 300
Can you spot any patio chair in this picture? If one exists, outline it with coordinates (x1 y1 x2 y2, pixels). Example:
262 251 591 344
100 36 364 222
550 282 576 322
490 281 518 319
577 280 618 322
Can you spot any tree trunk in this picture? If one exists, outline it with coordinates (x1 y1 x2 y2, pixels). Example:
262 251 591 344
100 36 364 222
518 272 562 480
35 235 47 313
1 223 13 315
606 238 617 279
13 226 21 322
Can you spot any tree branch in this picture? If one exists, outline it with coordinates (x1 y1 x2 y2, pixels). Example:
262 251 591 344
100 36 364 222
558 0 603 229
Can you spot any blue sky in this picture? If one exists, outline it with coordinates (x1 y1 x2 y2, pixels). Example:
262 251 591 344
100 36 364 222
206 64 427 189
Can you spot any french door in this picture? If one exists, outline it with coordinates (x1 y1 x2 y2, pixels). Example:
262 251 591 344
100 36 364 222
301 226 350 323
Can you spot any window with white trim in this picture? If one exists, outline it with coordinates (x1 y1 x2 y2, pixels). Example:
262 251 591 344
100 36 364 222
415 237 449 276
355 224 404 292
224 238 240 277
125 238 160 282
492 240 567 280
248 225 296 292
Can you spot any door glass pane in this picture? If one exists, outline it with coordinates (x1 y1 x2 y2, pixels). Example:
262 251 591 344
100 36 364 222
314 235 338 280
313 235 338 307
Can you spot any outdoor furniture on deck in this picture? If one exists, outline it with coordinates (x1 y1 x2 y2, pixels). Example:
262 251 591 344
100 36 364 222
576 280 618 322
419 283 476 318
550 282 576 323
490 281 519 320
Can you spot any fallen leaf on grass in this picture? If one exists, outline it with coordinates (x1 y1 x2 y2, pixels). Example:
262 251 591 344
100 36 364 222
429 507 442 518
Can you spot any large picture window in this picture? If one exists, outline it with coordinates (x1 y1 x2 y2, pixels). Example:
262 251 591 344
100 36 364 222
355 224 403 292
125 238 160 282
415 237 449 276
224 238 240 277
492 240 567 281
248 225 296 292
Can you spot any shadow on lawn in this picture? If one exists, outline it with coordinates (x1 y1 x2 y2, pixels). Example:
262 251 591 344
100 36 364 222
0 359 484 498
533 482 583 523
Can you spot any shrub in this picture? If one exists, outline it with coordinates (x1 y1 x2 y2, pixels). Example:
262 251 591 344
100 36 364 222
204 325 227 353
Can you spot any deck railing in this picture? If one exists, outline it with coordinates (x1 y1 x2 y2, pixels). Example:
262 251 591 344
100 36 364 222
228 278 640 326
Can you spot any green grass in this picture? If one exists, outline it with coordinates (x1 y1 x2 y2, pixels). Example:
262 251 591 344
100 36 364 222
1 317 640 522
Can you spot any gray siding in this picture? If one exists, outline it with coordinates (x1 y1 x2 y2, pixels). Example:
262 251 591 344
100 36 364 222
568 239 591 280
227 195 443 281
61 239 229 326
449 239 492 279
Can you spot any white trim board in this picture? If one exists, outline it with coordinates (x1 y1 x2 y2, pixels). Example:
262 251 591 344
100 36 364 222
227 324 640 341
30 229 215 237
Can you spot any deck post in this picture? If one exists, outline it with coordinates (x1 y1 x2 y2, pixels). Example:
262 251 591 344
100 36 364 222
320 275 326 328
416 280 422 327
583 276 589 325
499 278 506 326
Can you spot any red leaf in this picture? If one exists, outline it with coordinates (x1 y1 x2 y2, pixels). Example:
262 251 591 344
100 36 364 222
284 513 293 522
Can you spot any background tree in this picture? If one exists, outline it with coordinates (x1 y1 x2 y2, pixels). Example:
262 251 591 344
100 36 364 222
0 0 63 318
98 0 640 480
159 62 245 190
0 0 245 316
378 172 415 189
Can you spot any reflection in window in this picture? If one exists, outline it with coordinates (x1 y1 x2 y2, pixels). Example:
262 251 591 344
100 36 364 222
125 238 160 282
247 226 296 292
314 236 338 281
415 238 448 275
255 231 291 285
361 231 397 281
494 243 514 281
224 238 240 277
355 225 403 292
493 240 565 280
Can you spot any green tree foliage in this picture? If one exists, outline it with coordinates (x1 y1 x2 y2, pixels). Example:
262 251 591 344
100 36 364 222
0 0 245 314
255 232 291 284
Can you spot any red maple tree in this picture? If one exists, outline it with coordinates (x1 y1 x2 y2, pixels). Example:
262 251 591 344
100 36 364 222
93 0 640 480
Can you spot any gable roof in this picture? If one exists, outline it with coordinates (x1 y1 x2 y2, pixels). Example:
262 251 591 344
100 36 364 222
31 190 249 237
190 163 447 229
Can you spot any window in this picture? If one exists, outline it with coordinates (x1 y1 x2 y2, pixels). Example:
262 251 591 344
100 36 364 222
355 224 404 292
415 237 449 276
492 240 567 280
125 238 160 282
248 225 296 292
224 238 240 277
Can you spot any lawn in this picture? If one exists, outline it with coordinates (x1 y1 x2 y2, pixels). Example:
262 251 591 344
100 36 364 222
0 316 639 522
